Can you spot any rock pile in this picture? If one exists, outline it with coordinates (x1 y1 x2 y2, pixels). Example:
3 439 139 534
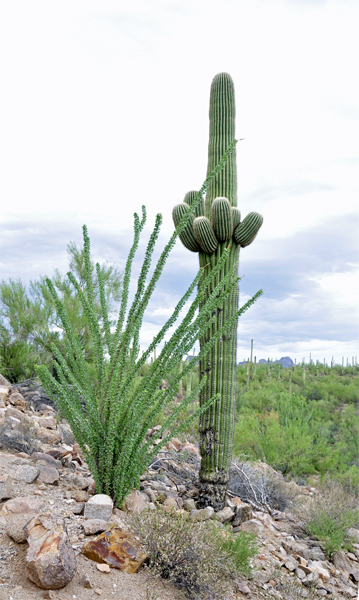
0 377 358 599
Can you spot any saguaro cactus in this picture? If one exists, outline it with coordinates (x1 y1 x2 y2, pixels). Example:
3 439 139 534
172 73 263 509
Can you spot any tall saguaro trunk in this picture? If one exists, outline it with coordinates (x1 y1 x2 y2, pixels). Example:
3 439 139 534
172 73 263 510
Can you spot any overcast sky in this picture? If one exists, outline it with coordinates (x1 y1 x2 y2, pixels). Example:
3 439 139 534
0 0 358 365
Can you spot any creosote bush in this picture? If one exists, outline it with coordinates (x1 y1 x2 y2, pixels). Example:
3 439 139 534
129 507 259 599
293 478 359 558
34 143 262 507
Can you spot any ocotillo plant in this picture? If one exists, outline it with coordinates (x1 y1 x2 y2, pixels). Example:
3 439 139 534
172 73 263 509
35 144 262 508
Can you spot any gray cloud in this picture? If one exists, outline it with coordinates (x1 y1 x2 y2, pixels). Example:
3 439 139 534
1 212 358 359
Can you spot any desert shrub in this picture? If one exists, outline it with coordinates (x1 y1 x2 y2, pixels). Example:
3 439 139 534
129 507 259 599
228 460 300 512
294 478 359 558
217 523 259 577
234 394 336 476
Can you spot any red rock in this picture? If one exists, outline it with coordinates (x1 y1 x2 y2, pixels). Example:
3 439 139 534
82 527 148 573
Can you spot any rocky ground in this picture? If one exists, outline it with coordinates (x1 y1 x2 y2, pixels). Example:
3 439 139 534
0 377 358 600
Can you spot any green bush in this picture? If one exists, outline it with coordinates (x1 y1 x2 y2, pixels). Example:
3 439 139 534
295 479 359 558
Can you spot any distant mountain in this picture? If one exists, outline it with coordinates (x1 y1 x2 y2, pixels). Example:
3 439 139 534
238 356 294 369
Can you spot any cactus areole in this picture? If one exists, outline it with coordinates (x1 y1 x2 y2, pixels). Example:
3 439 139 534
172 73 263 509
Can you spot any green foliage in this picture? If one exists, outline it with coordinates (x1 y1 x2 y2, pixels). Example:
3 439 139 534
215 524 260 577
234 363 359 481
130 507 259 599
35 147 262 507
295 479 359 558
0 241 123 384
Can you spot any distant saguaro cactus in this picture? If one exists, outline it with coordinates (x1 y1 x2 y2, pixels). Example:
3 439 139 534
172 73 263 509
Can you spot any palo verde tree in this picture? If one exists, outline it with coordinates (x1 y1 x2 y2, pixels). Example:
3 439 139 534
35 146 262 507
172 73 263 509
0 241 123 383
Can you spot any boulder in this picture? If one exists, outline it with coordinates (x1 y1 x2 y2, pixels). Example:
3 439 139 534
25 514 77 589
82 527 148 573
84 494 113 521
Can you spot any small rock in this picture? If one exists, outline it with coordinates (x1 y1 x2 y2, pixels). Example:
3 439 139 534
95 589 102 596
183 498 196 511
9 392 27 410
163 497 178 508
1 496 45 515
240 519 264 536
37 465 60 485
232 502 253 527
84 494 113 521
25 514 77 589
235 579 252 596
80 574 93 588
83 519 111 535
296 568 306 580
14 464 40 484
143 488 156 503
6 512 38 543
31 452 62 468
123 489 149 514
284 559 298 571
332 550 354 572
215 506 234 523
0 475 13 501
82 527 148 573
71 503 84 515
36 427 61 445
74 490 89 503
190 506 214 521
96 563 110 573
42 592 55 599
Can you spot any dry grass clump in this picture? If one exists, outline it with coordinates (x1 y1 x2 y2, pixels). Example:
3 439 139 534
293 477 359 558
129 506 259 599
